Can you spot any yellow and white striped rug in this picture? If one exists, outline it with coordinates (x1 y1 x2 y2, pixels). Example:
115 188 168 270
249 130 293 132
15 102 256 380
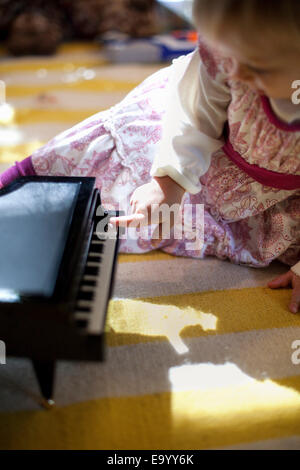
0 43 300 450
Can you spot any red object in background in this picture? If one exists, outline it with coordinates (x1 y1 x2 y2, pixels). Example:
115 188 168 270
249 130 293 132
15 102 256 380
172 30 198 42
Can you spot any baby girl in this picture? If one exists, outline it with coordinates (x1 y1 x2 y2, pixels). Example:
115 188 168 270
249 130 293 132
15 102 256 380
1 0 300 312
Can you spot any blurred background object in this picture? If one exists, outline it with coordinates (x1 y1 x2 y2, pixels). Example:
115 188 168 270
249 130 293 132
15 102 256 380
102 33 197 63
157 0 193 24
0 0 196 170
0 0 195 57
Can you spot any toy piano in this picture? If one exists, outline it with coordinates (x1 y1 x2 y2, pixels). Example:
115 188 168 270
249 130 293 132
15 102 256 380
0 176 122 405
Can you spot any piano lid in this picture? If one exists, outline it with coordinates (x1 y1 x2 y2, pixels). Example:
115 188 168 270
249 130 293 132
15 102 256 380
0 179 81 298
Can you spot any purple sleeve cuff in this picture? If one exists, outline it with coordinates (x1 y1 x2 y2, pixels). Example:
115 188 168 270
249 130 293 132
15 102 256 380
0 156 36 188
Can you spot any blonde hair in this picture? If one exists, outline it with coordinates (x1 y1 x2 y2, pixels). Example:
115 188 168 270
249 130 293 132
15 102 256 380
193 0 300 54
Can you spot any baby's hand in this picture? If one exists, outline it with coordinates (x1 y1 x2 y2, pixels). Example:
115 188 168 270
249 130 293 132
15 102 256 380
110 176 185 247
268 270 300 314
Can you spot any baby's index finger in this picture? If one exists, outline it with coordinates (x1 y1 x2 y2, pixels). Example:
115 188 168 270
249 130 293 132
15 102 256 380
109 213 145 227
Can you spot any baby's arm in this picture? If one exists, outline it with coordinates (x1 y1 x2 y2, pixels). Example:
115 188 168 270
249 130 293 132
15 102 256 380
268 261 300 313
0 157 36 188
114 45 232 238
150 46 232 194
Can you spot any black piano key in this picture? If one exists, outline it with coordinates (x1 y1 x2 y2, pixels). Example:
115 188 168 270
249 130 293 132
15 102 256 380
90 242 104 253
87 255 102 263
76 305 91 312
74 309 90 329
84 265 99 276
82 279 97 287
77 289 94 301
76 319 88 329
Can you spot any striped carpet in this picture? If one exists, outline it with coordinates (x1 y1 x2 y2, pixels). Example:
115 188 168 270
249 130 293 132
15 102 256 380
0 43 300 450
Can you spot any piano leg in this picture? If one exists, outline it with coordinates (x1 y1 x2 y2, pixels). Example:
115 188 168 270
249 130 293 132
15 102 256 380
32 359 56 407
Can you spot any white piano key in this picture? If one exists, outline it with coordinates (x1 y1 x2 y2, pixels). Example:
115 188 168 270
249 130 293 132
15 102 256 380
83 274 98 282
80 285 95 292
77 299 93 309
86 261 100 268
88 252 102 258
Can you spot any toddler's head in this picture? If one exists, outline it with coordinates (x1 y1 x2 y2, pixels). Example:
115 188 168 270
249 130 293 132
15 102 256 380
193 0 300 99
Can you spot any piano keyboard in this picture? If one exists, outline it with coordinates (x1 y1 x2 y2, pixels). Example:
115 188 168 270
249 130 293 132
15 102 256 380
75 225 119 335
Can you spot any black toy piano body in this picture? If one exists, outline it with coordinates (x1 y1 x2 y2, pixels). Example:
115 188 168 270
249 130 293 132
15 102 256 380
0 176 121 404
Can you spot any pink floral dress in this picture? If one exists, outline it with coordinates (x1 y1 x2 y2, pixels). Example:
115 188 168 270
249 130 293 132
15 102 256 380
3 38 300 268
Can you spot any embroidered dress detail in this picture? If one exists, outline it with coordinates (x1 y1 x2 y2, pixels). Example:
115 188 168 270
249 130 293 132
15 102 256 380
223 122 300 190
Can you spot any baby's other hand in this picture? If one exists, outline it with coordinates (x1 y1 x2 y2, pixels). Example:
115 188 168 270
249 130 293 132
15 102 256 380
268 270 300 314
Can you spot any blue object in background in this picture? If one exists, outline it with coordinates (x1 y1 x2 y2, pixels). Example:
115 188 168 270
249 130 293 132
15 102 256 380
103 34 197 63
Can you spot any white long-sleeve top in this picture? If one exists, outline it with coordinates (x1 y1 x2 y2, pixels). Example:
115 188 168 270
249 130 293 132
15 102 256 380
149 47 300 273
150 49 300 193
150 48 232 194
